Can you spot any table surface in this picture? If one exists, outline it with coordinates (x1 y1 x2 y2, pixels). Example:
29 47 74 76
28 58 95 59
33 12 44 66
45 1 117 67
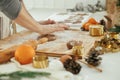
0 31 120 80
0 11 120 80
0 52 120 80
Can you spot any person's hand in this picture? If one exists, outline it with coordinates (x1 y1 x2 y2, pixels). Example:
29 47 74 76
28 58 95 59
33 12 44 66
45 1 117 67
40 23 70 35
54 23 70 30
38 19 56 25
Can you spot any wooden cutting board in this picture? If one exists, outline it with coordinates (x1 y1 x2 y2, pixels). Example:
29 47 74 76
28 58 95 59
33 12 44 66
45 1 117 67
0 30 39 50
0 30 102 56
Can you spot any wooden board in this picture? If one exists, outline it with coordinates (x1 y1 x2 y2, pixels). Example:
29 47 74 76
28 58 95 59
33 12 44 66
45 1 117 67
46 12 91 27
0 30 102 56
0 30 39 50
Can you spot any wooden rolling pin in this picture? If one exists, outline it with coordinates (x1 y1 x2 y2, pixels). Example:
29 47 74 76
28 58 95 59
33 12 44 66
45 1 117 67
0 36 54 64
0 40 38 64
0 45 17 64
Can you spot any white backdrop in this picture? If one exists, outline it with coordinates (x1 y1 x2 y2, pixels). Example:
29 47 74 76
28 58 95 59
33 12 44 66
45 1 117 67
23 0 106 10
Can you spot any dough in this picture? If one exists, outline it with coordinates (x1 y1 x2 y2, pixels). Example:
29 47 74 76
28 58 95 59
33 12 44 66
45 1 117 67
37 34 56 41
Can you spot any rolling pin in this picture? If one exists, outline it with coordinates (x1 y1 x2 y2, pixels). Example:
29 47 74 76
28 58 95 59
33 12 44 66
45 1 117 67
0 45 17 64
0 37 50 64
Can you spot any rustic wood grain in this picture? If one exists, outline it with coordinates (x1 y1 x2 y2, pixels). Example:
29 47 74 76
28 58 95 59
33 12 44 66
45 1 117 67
0 30 102 64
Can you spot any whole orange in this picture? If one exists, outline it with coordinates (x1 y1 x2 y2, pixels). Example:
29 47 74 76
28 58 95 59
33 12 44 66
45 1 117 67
15 44 35 65
84 22 92 31
82 22 87 28
88 18 98 24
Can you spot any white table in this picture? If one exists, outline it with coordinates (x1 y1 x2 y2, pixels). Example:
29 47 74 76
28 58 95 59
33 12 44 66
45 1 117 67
0 52 120 80
1 11 120 80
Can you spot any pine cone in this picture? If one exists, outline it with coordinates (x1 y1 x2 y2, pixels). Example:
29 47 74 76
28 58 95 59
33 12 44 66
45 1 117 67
85 49 102 66
63 59 82 74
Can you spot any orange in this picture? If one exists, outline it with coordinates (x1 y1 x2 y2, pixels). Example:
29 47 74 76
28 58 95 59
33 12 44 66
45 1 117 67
15 44 35 65
82 18 98 31
84 22 92 31
82 22 87 28
88 18 98 24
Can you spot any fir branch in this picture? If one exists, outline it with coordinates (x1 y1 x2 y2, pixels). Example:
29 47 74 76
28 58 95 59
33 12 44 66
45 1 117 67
0 71 50 80
108 26 120 32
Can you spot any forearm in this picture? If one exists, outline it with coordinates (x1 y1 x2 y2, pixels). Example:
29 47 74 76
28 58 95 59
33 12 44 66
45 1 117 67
0 0 68 35
20 0 33 18
19 0 48 25
14 5 44 34
20 0 56 25
13 4 64 34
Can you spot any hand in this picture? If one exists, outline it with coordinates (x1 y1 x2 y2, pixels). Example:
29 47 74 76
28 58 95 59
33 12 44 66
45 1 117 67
40 24 69 35
54 23 70 30
38 19 56 25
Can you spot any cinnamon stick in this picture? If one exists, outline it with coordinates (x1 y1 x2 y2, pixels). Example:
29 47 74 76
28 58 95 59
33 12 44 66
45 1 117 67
36 51 73 57
79 60 102 72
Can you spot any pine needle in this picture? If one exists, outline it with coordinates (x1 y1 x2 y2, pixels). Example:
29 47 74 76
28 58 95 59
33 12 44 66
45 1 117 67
0 71 50 80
